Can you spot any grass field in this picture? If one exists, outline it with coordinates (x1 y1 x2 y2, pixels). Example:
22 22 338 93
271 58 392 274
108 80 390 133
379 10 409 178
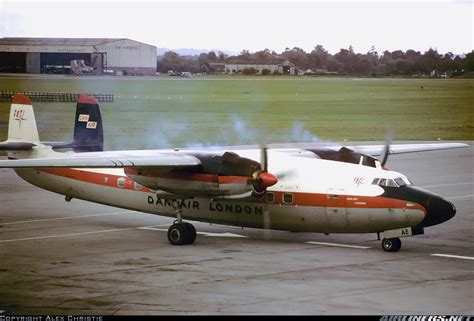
0 75 472 150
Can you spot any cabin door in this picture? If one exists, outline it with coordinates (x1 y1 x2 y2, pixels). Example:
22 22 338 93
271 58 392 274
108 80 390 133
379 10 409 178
325 187 348 227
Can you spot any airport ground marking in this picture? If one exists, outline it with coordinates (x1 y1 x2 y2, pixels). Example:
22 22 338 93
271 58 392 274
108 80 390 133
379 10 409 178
430 254 474 261
199 232 248 238
139 226 248 238
306 241 371 249
446 194 474 200
138 227 168 232
1 210 136 225
420 182 473 188
0 224 169 243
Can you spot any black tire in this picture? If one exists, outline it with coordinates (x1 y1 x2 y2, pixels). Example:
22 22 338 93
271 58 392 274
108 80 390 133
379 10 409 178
184 223 197 245
167 224 187 245
382 238 402 252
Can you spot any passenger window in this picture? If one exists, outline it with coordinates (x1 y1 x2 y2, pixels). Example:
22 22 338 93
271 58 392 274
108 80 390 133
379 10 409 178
134 181 143 191
266 192 275 203
282 193 294 204
117 177 126 188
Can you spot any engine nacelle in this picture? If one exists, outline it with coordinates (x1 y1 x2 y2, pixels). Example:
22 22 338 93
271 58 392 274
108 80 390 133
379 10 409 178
124 151 277 198
125 169 253 197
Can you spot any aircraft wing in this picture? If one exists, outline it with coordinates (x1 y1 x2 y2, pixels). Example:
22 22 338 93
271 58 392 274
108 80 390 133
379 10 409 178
0 143 468 168
0 151 201 168
350 143 469 156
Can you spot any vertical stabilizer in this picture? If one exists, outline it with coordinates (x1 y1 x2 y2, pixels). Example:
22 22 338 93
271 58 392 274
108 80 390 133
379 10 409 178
73 94 104 152
7 94 40 144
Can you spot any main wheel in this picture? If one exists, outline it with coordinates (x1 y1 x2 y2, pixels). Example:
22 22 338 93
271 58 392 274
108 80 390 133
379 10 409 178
167 224 187 245
167 223 197 245
183 222 197 245
381 238 402 252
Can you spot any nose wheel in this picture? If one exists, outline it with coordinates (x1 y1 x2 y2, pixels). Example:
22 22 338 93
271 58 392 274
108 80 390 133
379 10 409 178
381 237 401 252
167 200 197 245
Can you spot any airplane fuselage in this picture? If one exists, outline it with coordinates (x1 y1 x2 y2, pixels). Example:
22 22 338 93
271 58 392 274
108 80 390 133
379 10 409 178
12 149 439 234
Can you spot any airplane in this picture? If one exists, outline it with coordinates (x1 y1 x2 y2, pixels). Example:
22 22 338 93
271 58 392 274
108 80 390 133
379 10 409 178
0 93 468 252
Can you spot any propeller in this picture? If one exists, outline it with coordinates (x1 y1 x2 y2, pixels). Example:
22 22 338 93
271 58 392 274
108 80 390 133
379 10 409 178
249 133 275 239
379 127 393 167
250 146 278 196
255 144 282 240
259 146 273 240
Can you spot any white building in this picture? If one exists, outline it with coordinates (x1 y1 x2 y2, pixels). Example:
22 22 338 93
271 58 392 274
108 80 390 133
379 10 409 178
0 38 157 75
224 59 295 75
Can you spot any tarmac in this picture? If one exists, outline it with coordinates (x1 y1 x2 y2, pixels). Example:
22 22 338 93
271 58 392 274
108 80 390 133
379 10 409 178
0 143 472 315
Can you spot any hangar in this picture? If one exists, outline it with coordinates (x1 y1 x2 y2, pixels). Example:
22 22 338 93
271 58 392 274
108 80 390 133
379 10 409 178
0 38 157 76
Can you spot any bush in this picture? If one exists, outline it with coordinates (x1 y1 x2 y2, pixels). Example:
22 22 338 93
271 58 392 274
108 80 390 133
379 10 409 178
242 67 258 75
261 69 271 75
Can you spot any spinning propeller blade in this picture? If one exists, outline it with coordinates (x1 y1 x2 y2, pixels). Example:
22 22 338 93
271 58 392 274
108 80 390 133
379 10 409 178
380 127 393 167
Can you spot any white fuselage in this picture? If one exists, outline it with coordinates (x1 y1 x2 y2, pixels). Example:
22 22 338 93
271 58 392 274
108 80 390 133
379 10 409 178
12 149 426 233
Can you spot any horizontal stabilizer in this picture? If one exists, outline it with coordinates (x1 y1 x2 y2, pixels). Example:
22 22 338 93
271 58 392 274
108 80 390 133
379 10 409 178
0 140 100 151
43 141 74 149
0 142 36 151
44 141 101 150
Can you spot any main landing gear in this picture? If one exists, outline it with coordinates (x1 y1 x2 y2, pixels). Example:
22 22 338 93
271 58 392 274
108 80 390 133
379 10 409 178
167 200 197 245
381 237 402 252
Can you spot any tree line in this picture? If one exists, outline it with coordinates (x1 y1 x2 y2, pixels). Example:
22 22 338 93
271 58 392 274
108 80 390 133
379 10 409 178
157 45 474 77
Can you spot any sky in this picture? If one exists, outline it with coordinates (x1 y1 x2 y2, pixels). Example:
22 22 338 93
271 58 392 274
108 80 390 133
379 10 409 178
0 0 472 55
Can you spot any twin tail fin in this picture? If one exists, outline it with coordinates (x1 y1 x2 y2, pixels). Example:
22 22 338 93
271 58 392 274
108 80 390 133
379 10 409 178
0 93 104 152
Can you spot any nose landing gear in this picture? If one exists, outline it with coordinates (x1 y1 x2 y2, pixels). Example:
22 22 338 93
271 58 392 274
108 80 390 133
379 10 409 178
167 200 197 245
381 237 401 252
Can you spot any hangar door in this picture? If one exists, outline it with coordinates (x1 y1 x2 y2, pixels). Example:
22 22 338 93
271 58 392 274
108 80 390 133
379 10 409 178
40 53 91 74
0 52 26 73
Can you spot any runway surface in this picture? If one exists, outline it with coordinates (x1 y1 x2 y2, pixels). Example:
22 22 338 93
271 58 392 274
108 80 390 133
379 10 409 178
0 143 472 315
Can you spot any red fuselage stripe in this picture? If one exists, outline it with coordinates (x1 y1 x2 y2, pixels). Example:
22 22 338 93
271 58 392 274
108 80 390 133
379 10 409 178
39 168 426 212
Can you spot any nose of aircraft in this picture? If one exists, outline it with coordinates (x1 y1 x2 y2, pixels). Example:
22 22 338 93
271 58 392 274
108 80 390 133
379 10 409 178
382 185 456 228
421 196 456 227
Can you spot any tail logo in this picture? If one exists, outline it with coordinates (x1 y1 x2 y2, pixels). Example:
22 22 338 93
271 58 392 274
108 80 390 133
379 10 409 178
13 109 27 126
86 121 97 129
78 114 90 122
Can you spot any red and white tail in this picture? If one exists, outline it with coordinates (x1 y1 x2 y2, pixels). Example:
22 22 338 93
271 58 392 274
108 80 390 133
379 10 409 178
7 94 40 143
0 94 41 151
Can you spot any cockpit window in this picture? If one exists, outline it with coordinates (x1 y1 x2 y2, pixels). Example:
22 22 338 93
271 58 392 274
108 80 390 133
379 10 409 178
403 177 413 185
394 177 407 187
386 179 398 187
372 177 412 187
